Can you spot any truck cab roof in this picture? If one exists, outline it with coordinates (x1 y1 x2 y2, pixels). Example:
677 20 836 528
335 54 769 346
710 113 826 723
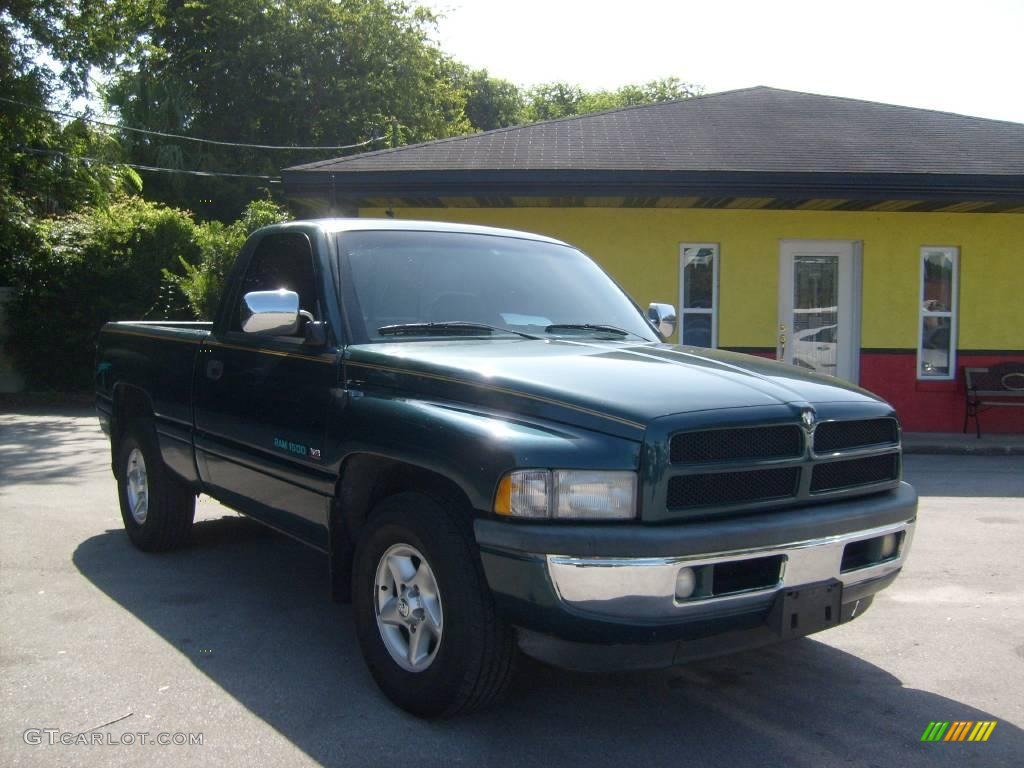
260 217 571 247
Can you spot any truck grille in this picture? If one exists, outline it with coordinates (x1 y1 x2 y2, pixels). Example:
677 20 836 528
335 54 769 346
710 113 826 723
667 468 800 509
810 454 899 493
670 425 803 464
813 418 899 453
658 414 901 518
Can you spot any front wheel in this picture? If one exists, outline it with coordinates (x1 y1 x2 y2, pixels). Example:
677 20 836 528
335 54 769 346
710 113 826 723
352 492 516 717
116 419 195 552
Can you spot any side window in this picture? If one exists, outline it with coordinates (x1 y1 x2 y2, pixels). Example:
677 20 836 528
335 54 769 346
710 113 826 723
678 243 718 347
234 233 318 334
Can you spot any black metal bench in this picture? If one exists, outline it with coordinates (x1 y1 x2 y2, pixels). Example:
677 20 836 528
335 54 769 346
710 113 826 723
963 363 1024 438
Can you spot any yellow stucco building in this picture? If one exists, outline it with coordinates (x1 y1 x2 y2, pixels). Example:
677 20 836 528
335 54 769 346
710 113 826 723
285 87 1024 432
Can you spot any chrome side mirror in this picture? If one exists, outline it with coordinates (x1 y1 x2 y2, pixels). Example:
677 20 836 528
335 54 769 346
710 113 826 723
240 290 301 335
648 302 677 338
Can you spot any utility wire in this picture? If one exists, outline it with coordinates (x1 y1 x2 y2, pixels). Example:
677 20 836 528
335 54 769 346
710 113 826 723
0 96 387 151
15 146 281 181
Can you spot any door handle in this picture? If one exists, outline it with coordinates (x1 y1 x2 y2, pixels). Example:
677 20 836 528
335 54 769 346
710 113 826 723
206 359 224 381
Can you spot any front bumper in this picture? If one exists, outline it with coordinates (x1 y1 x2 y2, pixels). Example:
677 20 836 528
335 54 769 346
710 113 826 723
544 518 911 620
475 482 917 668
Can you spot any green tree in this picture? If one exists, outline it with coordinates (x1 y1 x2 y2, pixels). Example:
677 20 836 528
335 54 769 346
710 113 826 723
609 76 703 106
0 114 143 285
106 0 472 220
458 68 524 131
1 1 152 96
524 77 702 122
523 82 587 122
1 1 149 283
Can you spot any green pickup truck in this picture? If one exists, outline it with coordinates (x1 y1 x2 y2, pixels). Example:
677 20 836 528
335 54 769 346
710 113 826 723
96 219 917 717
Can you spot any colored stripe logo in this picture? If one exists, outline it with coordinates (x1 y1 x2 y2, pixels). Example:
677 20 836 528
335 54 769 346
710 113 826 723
921 721 997 742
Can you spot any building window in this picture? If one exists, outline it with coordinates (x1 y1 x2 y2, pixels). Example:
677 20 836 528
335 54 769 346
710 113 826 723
679 243 718 347
918 246 959 379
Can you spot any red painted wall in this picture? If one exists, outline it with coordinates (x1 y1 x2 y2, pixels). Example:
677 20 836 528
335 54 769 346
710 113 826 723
860 353 1024 433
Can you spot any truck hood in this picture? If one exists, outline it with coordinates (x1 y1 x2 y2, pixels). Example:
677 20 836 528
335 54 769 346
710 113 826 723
344 339 888 437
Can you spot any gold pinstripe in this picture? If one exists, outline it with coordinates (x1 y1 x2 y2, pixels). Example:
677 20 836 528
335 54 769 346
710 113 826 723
206 340 336 363
103 326 203 344
102 327 336 363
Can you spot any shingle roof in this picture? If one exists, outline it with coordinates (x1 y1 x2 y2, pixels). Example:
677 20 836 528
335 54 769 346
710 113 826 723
286 86 1024 176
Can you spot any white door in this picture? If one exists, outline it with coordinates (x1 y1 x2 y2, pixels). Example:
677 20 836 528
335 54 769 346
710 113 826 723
778 240 862 383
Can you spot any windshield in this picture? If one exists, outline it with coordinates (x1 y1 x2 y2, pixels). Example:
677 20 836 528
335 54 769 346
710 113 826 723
336 230 658 343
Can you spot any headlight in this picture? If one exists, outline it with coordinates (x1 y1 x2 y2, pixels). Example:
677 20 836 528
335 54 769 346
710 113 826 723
494 470 637 520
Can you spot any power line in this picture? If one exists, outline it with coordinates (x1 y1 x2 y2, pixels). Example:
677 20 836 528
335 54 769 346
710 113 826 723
0 96 387 151
15 146 281 181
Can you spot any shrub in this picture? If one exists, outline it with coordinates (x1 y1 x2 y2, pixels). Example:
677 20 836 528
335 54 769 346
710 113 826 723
6 197 200 390
0 191 46 287
170 199 290 319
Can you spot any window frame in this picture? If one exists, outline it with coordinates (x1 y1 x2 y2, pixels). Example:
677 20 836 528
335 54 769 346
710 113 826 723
917 245 960 380
226 230 321 342
678 242 719 348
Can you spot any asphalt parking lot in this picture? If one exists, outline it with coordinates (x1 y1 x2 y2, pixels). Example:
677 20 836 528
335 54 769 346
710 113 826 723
1 409 1022 767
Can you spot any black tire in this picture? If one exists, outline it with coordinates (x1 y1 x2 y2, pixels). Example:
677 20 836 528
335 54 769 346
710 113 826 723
116 418 195 552
352 491 516 718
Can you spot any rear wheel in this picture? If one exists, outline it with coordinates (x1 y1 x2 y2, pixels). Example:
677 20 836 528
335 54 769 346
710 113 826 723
352 492 516 717
116 419 195 552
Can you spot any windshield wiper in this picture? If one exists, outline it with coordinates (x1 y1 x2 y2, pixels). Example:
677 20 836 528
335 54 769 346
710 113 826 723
544 323 636 338
377 322 541 339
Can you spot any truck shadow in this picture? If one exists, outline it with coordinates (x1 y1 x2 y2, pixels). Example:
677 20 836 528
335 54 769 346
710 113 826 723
73 517 1022 768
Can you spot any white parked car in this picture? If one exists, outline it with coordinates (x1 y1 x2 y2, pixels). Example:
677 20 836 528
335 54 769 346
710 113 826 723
792 324 838 376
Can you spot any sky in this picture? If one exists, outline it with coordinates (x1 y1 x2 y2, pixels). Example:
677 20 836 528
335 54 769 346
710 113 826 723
424 0 1024 124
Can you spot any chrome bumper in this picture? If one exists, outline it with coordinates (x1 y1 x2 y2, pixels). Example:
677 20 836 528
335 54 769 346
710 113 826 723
546 519 915 621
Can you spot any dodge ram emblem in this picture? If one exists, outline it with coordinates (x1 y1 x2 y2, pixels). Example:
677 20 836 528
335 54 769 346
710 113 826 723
801 408 816 429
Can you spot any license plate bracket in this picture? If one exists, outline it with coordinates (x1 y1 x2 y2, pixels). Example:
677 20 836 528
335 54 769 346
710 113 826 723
768 579 843 639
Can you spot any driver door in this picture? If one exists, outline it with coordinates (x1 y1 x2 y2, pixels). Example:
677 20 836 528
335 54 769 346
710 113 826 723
193 231 338 548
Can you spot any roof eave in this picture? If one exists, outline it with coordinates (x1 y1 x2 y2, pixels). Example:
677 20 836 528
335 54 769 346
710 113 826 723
282 168 1024 204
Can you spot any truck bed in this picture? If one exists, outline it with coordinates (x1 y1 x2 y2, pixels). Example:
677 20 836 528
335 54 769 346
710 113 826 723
95 320 214 484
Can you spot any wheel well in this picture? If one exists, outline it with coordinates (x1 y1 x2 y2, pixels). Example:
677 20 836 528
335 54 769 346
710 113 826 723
334 454 474 542
110 384 155 458
329 454 475 602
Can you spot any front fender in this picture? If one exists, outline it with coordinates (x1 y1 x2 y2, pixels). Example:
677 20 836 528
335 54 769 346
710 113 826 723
330 395 643 511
